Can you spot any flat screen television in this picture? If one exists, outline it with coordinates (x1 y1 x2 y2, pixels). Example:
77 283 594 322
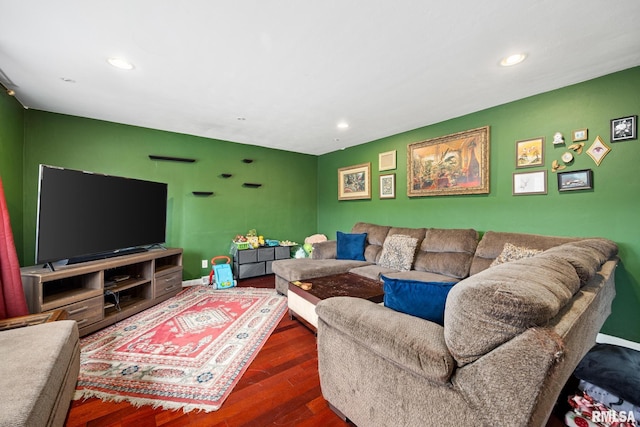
36 165 168 267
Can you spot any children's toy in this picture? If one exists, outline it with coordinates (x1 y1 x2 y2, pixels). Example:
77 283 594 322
209 256 236 289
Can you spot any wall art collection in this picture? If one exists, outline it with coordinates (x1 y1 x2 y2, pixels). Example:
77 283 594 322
337 114 636 200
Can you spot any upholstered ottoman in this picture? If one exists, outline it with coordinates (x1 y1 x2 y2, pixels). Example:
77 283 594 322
0 320 80 427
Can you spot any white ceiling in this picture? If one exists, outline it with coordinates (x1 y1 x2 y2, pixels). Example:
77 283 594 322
1 1 639 155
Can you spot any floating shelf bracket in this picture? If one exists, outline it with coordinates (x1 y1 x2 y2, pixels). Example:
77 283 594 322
242 159 254 163
242 183 262 188
149 155 196 163
220 173 233 178
192 191 214 196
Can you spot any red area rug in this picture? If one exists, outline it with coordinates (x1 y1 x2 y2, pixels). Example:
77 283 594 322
74 286 287 412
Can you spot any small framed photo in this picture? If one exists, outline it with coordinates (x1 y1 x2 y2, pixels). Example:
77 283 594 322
338 163 371 200
378 150 397 171
513 170 547 195
379 173 396 199
557 169 593 192
610 115 637 142
572 128 588 142
516 137 545 168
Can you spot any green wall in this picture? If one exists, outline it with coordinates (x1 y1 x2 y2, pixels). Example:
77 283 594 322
318 67 640 342
21 112 318 279
0 92 24 263
2 66 638 343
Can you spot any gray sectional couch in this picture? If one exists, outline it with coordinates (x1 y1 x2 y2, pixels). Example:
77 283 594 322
0 319 80 427
271 222 619 426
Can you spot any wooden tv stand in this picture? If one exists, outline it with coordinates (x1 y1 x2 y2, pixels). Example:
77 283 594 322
20 248 183 337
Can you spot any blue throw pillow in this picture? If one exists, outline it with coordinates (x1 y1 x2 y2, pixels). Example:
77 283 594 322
382 275 456 326
336 231 367 261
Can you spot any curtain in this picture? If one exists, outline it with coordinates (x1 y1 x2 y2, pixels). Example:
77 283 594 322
0 176 29 319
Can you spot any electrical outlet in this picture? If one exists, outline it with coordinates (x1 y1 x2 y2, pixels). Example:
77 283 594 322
201 259 208 269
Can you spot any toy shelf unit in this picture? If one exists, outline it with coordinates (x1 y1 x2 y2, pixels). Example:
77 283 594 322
21 248 183 337
233 246 290 279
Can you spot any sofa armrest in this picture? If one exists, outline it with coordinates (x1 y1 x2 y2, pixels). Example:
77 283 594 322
316 297 455 383
312 240 337 259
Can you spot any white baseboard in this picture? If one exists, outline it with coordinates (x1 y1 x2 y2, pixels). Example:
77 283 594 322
182 276 210 287
596 333 640 352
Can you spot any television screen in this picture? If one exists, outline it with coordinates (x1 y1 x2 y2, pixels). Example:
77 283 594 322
36 165 168 265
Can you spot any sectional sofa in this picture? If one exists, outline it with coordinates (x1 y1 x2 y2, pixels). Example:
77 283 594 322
271 222 619 426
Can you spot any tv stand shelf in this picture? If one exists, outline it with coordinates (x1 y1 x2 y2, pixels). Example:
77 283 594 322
21 248 183 337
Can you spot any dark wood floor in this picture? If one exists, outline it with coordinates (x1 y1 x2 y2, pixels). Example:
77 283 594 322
64 275 566 426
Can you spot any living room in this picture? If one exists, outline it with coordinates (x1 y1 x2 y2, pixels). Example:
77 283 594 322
0 2 639 426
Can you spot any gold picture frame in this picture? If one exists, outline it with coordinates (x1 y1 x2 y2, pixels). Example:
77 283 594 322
338 162 371 200
378 150 397 171
516 137 545 168
407 126 490 197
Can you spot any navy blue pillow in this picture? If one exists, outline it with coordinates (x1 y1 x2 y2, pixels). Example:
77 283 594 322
336 231 367 261
382 275 456 326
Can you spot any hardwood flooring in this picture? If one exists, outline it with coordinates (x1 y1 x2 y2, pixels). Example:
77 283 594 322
64 275 565 427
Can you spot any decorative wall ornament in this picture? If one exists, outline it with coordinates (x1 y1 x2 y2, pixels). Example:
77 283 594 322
551 160 566 173
516 137 545 168
407 126 490 197
610 115 637 142
378 150 397 171
553 132 565 145
338 163 371 200
586 136 611 166
512 170 547 195
572 128 588 142
379 173 396 199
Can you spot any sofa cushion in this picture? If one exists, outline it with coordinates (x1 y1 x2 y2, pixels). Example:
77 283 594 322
378 234 419 271
414 228 479 279
541 239 618 285
444 255 581 366
336 231 367 261
490 242 543 267
0 320 79 427
351 222 391 262
316 297 455 383
470 231 577 275
382 276 456 326
271 258 371 282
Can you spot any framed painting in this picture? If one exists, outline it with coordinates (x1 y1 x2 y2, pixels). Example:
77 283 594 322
557 169 593 192
516 137 545 168
407 126 490 197
610 115 637 142
338 162 371 200
379 173 395 199
378 150 397 171
513 170 547 195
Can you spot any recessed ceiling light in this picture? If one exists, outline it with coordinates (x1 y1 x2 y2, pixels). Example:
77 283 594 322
500 53 527 67
60 77 76 83
107 57 135 70
337 122 349 129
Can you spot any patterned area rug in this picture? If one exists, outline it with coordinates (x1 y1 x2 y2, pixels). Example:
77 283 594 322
74 286 287 412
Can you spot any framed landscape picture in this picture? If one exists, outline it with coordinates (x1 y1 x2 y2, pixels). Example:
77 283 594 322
407 126 490 197
338 163 371 200
516 137 545 168
557 169 593 192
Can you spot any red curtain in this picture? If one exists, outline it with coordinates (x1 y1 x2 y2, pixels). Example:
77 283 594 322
0 176 29 319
